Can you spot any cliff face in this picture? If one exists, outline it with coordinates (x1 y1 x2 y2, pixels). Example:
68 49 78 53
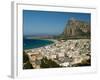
63 18 90 39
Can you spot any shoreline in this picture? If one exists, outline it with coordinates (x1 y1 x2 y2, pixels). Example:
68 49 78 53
23 39 91 69
24 39 57 51
24 39 90 51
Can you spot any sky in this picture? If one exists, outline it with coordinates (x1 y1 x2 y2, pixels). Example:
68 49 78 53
23 10 90 36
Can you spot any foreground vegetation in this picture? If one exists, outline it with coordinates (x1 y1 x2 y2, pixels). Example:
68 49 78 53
40 57 61 68
23 51 33 69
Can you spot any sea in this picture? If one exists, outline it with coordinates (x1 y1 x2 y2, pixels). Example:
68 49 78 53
23 38 54 50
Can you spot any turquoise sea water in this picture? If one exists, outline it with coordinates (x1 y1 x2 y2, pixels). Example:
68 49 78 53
23 38 54 50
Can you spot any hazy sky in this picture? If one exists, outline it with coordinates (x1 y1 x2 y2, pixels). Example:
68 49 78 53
23 10 90 36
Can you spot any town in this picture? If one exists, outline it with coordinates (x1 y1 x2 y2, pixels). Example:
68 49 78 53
24 39 91 69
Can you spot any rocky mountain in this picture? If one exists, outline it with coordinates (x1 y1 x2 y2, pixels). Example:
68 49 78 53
62 18 90 39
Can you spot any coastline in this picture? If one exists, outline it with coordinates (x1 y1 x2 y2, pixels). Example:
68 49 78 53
24 38 55 50
23 39 91 69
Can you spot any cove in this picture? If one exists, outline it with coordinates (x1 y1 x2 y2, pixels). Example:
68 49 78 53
23 38 54 50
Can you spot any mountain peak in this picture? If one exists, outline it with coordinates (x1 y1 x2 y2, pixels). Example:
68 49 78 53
69 17 76 21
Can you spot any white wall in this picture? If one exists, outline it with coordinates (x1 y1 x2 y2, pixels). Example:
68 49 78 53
0 0 100 80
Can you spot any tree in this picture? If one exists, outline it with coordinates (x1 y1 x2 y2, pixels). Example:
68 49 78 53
40 57 61 68
23 51 33 69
